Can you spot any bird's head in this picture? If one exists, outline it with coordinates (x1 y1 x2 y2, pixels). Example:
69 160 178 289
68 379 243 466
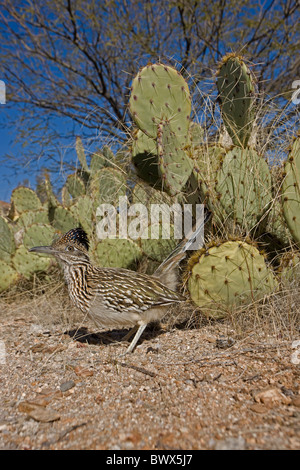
29 227 90 265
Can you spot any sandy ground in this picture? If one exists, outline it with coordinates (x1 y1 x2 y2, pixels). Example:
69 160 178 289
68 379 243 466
0 291 299 450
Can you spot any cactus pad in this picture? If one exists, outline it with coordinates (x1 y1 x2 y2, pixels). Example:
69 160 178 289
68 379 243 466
215 147 272 231
0 216 16 262
23 224 56 250
282 137 300 245
217 54 256 147
0 260 19 292
157 120 193 196
129 63 191 147
92 238 142 268
13 245 51 279
187 240 277 318
11 187 42 213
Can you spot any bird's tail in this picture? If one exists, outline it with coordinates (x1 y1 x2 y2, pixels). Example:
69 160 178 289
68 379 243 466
154 211 210 290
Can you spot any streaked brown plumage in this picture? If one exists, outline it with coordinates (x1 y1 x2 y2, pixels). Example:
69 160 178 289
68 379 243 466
30 220 206 353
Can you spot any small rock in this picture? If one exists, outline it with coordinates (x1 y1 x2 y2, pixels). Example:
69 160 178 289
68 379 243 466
292 396 300 408
250 403 268 414
60 380 75 392
253 387 291 408
18 401 60 423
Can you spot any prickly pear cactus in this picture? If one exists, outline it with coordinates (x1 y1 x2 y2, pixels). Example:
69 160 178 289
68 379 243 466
157 120 194 196
132 129 160 186
12 245 52 280
51 206 78 234
0 216 16 263
0 260 19 292
129 63 191 147
282 136 300 245
215 147 272 231
91 238 142 269
139 222 177 263
187 240 277 318
216 54 256 148
23 224 56 250
11 187 42 213
65 173 86 199
75 136 89 172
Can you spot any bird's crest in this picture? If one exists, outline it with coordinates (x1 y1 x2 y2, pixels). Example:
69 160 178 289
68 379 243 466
52 227 89 251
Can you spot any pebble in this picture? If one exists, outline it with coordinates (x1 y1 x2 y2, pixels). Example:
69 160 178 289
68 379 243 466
60 380 75 392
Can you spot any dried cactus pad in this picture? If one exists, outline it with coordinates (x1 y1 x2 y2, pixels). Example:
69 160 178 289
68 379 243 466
282 136 300 245
129 63 191 147
187 240 277 317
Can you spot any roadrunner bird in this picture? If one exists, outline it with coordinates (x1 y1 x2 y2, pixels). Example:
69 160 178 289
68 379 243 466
30 219 206 353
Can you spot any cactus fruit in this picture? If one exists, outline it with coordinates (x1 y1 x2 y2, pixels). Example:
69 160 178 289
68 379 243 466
216 54 256 148
215 147 272 231
157 119 193 196
282 136 300 245
187 240 277 318
12 245 51 279
0 216 16 262
91 238 142 269
11 187 42 213
129 63 191 148
0 260 19 292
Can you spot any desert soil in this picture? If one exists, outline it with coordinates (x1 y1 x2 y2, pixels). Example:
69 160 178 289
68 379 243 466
0 292 299 450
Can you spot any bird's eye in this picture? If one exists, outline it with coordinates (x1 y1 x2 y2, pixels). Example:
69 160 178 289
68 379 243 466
66 245 74 252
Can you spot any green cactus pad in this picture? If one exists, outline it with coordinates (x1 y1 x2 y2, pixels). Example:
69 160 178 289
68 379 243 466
90 167 127 207
282 137 300 245
157 120 193 196
0 216 16 262
65 173 86 199
52 206 78 233
23 224 56 250
90 150 107 172
217 54 256 147
75 136 89 172
17 209 49 228
132 129 161 186
70 195 94 236
11 187 42 213
0 260 19 292
278 250 300 283
139 222 177 263
129 63 191 147
187 240 277 318
215 147 272 231
91 238 142 268
12 245 51 280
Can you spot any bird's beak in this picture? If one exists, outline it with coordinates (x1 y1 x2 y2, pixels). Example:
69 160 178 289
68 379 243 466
29 245 55 256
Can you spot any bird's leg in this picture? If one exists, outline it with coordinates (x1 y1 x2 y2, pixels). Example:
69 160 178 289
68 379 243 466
122 325 139 343
121 324 147 354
